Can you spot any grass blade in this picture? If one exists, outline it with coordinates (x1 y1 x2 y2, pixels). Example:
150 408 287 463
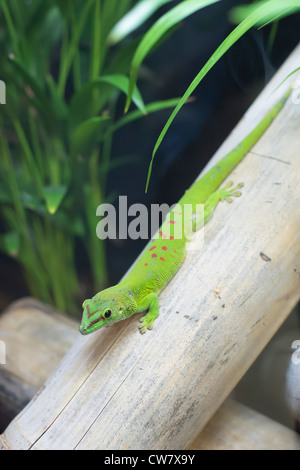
69 74 146 127
229 0 300 25
71 115 109 157
100 74 146 113
108 0 174 44
145 0 300 192
2 231 20 257
125 0 220 112
43 185 68 214
113 97 182 131
272 66 300 94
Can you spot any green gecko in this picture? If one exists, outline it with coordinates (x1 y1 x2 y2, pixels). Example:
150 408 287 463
80 89 290 335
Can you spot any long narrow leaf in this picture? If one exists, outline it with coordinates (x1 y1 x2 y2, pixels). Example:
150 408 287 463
69 74 146 128
71 115 109 157
43 185 68 214
125 0 220 112
113 97 182 131
145 0 300 192
100 74 146 113
2 231 20 257
229 0 300 25
272 66 300 94
108 0 174 44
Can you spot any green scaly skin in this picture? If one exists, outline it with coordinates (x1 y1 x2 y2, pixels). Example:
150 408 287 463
79 90 290 335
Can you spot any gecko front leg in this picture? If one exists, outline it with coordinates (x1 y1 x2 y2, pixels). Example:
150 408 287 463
137 292 159 334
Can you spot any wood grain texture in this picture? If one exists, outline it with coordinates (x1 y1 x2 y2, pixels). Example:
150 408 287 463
1 299 298 451
232 308 300 429
0 298 78 430
1 45 300 450
0 298 78 388
189 399 300 450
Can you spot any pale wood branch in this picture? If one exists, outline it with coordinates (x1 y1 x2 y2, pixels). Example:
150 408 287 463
0 299 78 430
189 399 300 451
1 300 299 450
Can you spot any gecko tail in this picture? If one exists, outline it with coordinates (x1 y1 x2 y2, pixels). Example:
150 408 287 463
190 87 291 200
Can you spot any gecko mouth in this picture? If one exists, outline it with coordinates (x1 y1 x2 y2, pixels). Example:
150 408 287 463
87 316 105 329
79 315 105 335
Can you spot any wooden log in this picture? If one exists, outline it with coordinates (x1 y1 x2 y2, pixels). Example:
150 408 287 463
232 307 300 430
0 298 78 430
286 352 300 432
1 45 300 450
1 298 298 451
188 399 300 450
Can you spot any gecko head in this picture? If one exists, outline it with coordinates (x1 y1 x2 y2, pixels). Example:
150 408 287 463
79 291 127 335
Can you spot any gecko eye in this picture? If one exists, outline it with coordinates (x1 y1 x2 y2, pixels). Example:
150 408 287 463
104 309 112 319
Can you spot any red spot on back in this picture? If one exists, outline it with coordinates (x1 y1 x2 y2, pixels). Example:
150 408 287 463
145 263 148 266
152 253 157 258
162 246 167 251
160 257 165 262
168 220 176 224
169 236 174 240
149 246 156 251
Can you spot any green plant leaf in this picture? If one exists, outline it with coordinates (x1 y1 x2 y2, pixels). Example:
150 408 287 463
145 0 300 192
45 73 68 121
21 192 44 212
100 74 146 113
229 0 300 26
57 0 95 96
0 183 13 204
43 185 68 214
2 231 20 257
69 74 146 128
125 0 220 112
8 55 61 132
8 55 47 103
113 97 182 131
108 0 174 44
272 66 300 93
71 116 109 157
50 211 86 237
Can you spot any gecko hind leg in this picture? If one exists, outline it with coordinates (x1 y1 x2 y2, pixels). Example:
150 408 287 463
218 181 244 203
202 181 244 226
190 181 244 233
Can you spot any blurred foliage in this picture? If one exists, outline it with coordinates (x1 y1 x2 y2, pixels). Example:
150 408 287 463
0 0 182 314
